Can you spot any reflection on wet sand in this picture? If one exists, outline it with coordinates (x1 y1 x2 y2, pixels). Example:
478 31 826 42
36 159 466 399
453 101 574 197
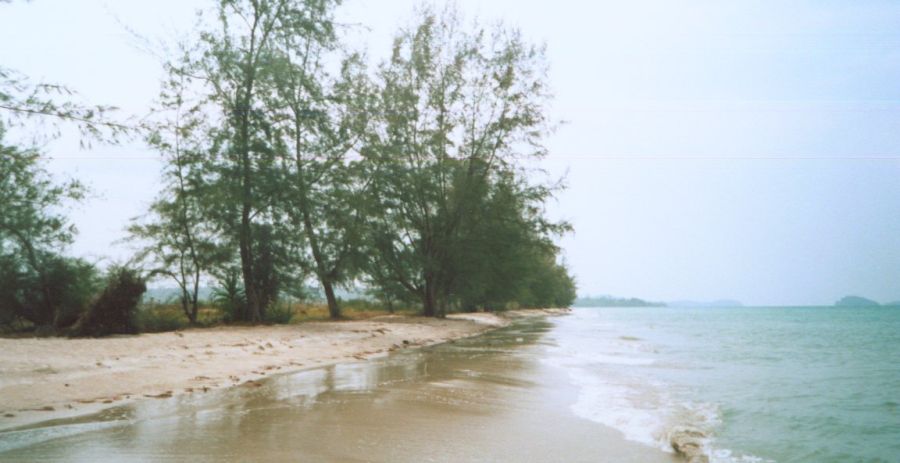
0 318 675 463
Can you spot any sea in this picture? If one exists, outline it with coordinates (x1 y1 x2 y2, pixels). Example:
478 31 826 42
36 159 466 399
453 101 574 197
546 307 900 462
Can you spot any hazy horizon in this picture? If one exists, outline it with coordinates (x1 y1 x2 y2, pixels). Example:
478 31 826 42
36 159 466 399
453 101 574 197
2 0 899 306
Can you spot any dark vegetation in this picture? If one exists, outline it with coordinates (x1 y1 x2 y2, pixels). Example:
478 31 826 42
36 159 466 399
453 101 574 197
70 268 146 337
0 0 577 336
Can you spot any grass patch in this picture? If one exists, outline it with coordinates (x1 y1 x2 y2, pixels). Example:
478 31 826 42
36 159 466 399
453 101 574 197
289 299 418 323
136 303 224 333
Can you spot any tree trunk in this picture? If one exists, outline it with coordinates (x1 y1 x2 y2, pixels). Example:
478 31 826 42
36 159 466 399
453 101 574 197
180 292 193 324
239 214 261 323
299 196 342 320
190 271 201 325
323 280 340 319
423 276 437 317
437 295 448 319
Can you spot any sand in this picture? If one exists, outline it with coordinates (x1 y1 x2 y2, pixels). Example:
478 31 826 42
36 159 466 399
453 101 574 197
0 309 673 463
0 309 567 432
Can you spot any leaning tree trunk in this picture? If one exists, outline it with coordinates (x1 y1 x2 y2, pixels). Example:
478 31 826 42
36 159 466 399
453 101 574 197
322 279 340 319
300 198 342 320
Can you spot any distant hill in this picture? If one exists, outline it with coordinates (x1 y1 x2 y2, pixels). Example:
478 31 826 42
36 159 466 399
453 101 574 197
668 299 744 308
574 296 666 308
834 296 880 308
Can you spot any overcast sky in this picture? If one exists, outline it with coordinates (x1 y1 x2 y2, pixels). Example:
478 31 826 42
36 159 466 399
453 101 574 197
2 0 899 306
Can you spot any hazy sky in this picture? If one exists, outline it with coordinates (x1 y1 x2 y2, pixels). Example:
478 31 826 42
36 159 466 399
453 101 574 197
2 0 899 306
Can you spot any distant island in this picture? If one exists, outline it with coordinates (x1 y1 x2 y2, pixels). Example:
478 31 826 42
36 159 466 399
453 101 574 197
574 296 667 308
835 296 882 307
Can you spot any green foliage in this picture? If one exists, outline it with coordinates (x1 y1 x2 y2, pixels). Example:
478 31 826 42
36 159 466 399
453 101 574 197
212 266 246 323
134 1 576 323
269 46 375 319
0 65 129 146
152 0 350 322
362 7 574 316
70 267 147 337
0 126 101 328
34 256 102 326
129 71 226 325
263 301 295 325
448 172 575 311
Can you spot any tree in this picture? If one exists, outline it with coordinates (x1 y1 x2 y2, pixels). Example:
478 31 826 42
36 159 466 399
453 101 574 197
0 66 129 145
448 170 572 311
169 0 347 322
364 7 556 316
129 71 224 325
265 6 375 318
0 126 99 328
0 1 130 331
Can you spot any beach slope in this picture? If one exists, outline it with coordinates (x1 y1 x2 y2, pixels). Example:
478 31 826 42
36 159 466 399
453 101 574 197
0 311 565 431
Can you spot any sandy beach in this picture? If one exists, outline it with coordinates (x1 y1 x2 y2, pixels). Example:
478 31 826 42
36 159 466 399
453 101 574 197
0 309 673 463
0 310 566 432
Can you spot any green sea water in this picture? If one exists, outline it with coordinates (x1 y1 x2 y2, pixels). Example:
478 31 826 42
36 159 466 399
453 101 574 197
547 307 900 462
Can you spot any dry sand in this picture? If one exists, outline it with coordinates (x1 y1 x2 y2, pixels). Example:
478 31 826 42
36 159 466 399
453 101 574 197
0 309 567 431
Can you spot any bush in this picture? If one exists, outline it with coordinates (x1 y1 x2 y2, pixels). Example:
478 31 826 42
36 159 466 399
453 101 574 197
70 267 146 337
0 254 99 330
264 301 295 324
212 269 246 323
43 257 101 328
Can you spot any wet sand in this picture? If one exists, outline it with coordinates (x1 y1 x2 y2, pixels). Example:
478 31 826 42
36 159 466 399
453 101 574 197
0 313 522 432
0 316 675 462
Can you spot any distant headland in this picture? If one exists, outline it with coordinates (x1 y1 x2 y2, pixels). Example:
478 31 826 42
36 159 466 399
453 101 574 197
834 296 900 308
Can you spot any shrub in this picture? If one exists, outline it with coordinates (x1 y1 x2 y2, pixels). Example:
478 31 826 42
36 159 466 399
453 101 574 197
264 301 295 324
43 257 101 328
0 254 99 330
70 267 146 337
212 269 246 323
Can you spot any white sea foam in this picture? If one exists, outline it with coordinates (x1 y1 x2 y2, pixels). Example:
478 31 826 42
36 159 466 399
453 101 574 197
543 313 772 463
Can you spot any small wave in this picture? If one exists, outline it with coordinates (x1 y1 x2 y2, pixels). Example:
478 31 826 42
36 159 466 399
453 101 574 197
544 316 772 463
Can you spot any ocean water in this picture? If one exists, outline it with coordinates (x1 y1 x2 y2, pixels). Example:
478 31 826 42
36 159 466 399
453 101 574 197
543 307 900 462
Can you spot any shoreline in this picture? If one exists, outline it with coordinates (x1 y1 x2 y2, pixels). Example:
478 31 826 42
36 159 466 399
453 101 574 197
0 308 569 432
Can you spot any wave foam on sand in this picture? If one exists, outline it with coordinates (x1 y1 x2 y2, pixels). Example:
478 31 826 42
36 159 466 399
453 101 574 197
542 313 772 463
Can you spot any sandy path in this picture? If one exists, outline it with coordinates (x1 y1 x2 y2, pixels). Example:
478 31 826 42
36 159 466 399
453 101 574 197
0 312 546 431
